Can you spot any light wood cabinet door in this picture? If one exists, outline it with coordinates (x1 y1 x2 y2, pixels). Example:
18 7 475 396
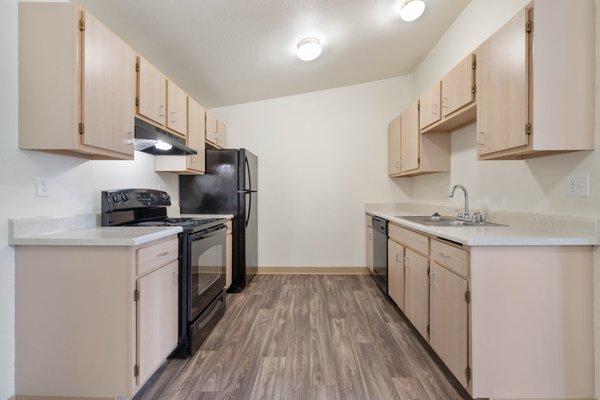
476 8 529 156
442 54 475 117
388 239 405 309
404 248 429 338
401 102 420 172
366 227 374 272
226 232 232 289
166 80 188 136
81 10 135 156
387 115 402 176
206 112 219 145
430 263 469 388
137 57 166 126
187 98 206 173
217 120 227 148
136 261 178 385
419 82 441 129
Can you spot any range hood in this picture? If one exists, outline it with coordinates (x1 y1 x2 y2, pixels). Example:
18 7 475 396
133 117 197 156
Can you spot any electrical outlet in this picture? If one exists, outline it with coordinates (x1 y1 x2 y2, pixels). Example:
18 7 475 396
36 176 50 197
567 175 589 197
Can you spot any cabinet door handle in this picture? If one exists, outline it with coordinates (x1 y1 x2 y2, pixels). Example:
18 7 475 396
477 132 485 146
438 251 450 259
170 112 176 124
442 97 448 109
404 256 409 268
369 233 373 240
172 270 178 286
396 253 401 262
157 251 170 258
123 131 133 145
432 103 437 115
158 105 165 118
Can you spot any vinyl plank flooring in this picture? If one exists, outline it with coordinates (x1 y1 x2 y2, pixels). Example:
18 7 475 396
135 274 469 400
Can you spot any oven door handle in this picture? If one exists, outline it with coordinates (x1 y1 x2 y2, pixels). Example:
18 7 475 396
189 224 227 241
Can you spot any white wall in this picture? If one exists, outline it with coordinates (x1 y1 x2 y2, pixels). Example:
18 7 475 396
0 2 179 397
212 76 413 268
409 0 600 219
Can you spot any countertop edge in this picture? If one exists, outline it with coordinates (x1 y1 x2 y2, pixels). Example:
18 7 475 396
366 211 599 246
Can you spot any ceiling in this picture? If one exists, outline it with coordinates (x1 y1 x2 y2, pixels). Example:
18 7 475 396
78 0 470 108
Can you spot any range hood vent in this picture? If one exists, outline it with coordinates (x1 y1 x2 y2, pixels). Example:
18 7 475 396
133 117 197 156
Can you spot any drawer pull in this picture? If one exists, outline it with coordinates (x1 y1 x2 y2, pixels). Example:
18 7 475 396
157 251 170 257
438 252 450 258
396 253 401 262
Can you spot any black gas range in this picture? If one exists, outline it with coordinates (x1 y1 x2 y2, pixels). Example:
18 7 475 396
101 188 227 358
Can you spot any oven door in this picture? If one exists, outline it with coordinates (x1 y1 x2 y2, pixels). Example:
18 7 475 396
188 224 227 321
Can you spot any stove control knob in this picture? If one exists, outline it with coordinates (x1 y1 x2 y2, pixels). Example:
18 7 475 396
121 193 129 202
112 194 121 203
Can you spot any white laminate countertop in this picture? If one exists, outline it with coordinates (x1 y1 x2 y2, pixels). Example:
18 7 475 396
9 214 183 246
366 204 600 246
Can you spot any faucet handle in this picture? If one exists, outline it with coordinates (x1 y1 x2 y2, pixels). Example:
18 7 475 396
472 211 485 223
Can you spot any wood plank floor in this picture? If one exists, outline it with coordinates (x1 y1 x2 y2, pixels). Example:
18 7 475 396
135 274 469 400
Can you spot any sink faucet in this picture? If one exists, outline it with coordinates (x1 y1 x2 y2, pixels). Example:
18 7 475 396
449 184 469 219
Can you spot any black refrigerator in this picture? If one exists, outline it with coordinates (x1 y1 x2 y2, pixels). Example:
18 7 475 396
179 148 257 292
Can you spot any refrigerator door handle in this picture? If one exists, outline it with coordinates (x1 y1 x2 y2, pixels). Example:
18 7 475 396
237 190 258 194
245 192 252 228
245 156 252 192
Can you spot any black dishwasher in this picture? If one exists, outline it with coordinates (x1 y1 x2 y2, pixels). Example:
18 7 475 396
371 217 388 294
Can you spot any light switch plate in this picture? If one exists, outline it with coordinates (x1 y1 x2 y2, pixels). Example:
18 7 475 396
567 175 589 197
36 176 49 197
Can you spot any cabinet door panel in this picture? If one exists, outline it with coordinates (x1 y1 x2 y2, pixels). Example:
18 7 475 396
206 112 219 145
217 120 227 148
476 8 529 156
430 263 469 388
401 102 419 172
137 261 178 385
81 10 135 156
366 227 374 272
404 249 429 338
387 115 402 176
166 80 188 136
388 239 405 309
442 55 475 117
138 57 166 126
419 82 441 129
187 98 206 173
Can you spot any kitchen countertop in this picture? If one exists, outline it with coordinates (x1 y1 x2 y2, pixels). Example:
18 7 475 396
9 214 183 246
366 203 599 246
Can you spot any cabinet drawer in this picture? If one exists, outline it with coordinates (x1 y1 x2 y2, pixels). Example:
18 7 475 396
137 237 178 276
389 224 429 256
431 239 468 277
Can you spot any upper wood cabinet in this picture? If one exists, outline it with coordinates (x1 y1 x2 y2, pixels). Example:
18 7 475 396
137 57 166 126
442 55 475 118
429 262 469 388
419 82 441 130
388 239 405 309
166 80 188 137
206 112 219 146
187 98 206 173
477 0 595 160
19 2 135 160
400 102 420 173
387 115 402 176
404 248 430 338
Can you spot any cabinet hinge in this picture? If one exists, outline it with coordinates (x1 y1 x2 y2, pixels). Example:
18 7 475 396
417 102 420 112
471 83 476 94
78 18 85 31
134 289 140 302
426 324 430 335
471 54 476 70
466 366 472 381
525 123 532 135
135 62 140 72
134 364 139 377
78 123 85 135
464 290 471 303
526 19 533 33
135 97 140 107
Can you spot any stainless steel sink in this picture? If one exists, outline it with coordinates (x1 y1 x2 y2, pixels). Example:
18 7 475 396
396 215 505 227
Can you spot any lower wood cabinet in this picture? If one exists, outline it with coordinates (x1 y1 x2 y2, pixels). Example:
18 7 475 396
136 260 179 385
366 226 374 272
429 262 469 388
403 248 429 338
387 239 405 309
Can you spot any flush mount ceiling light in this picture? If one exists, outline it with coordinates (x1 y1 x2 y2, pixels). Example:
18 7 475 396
154 140 173 151
297 37 322 62
399 0 426 22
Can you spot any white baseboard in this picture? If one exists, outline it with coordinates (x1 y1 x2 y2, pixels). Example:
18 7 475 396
256 266 369 275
